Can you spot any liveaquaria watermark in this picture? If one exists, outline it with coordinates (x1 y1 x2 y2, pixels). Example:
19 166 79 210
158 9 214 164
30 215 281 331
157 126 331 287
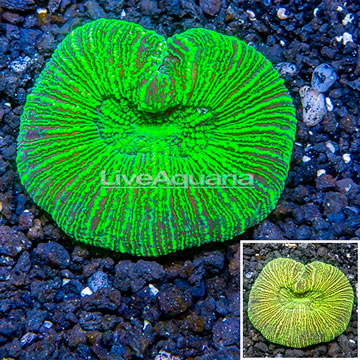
101 170 254 189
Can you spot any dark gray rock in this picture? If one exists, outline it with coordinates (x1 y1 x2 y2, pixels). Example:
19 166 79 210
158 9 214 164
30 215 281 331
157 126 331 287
35 241 70 269
212 317 240 349
158 285 192 316
254 341 268 353
1 0 35 11
200 0 221 17
0 225 31 257
328 342 340 356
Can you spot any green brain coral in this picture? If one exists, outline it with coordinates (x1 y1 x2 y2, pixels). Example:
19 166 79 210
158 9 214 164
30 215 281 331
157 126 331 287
248 258 354 348
17 19 296 256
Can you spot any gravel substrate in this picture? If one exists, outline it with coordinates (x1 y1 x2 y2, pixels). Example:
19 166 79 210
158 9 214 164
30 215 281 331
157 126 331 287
243 242 358 358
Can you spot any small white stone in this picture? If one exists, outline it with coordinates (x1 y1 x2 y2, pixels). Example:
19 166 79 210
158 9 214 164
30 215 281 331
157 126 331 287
245 271 254 279
349 339 356 344
317 169 326 177
344 184 352 192
313 8 319 17
305 144 312 151
81 286 93 297
62 278 71 286
343 32 353 45
346 253 351 258
336 5 343 11
43 320 53 329
4 102 11 107
280 40 285 47
335 35 343 43
342 153 351 163
342 13 354 26
299 86 327 127
36 8 47 14
326 141 336 153
325 97 334 112
120 9 126 18
302 156 311 163
246 10 256 21
149 283 159 296
277 8 288 20
143 320 151 330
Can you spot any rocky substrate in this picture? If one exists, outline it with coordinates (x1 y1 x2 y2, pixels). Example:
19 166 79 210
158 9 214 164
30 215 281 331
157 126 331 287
243 242 358 358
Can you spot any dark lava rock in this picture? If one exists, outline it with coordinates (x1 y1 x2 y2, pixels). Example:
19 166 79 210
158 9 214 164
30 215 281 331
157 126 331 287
316 174 336 190
1 0 35 11
254 341 268 353
328 342 340 357
114 260 165 292
81 287 121 311
285 349 304 357
200 0 221 17
323 192 347 215
85 0 107 19
213 317 240 349
79 312 103 331
35 241 70 269
254 220 284 239
157 285 192 316
0 225 31 257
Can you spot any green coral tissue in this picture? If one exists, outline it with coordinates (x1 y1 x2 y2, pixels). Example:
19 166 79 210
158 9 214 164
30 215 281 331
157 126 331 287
248 258 354 348
17 19 296 256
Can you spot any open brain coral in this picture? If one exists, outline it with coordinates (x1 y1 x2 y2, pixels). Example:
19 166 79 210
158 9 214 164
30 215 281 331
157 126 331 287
248 258 354 348
17 19 296 256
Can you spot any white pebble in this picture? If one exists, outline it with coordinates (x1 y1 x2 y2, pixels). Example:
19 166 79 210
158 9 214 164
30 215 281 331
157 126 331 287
36 8 47 14
342 154 351 163
325 97 334 112
302 156 311 163
81 286 93 297
120 9 126 19
245 271 254 279
342 13 354 26
143 320 151 330
313 8 319 17
299 86 327 127
346 253 351 258
317 169 326 177
343 32 353 45
149 283 159 296
336 6 344 12
43 320 53 329
326 141 336 153
277 8 288 20
246 10 256 21
335 35 343 43
279 40 285 47
62 278 71 286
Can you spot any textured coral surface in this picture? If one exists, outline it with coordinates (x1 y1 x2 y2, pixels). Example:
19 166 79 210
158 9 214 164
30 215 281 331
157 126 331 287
17 19 296 256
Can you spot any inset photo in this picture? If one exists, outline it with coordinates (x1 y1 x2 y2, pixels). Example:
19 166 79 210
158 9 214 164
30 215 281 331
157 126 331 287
241 241 358 358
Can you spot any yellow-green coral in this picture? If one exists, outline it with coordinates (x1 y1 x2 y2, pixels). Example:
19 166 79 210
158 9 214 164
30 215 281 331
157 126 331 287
248 258 354 348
